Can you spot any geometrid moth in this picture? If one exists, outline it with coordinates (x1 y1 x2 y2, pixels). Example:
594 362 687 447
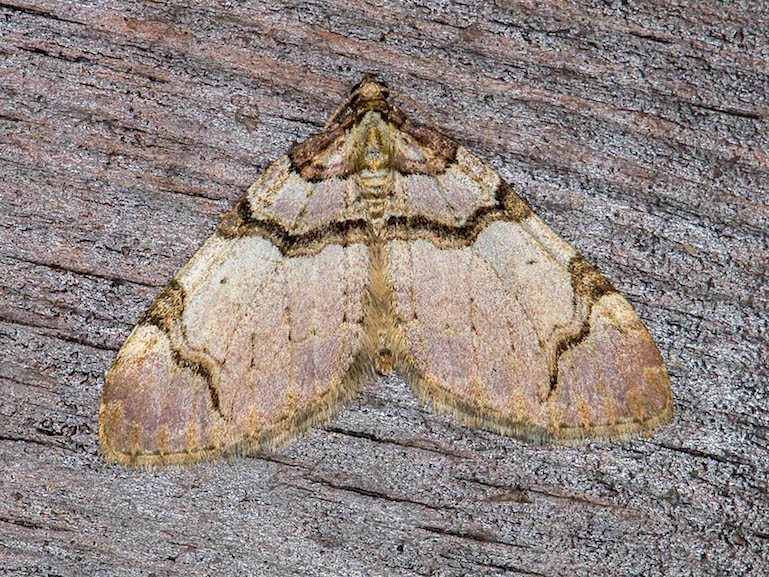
100 77 672 467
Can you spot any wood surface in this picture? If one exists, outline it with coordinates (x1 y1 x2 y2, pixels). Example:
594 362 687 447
1 1 767 576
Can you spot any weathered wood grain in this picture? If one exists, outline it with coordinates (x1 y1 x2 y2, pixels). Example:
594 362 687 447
1 1 767 575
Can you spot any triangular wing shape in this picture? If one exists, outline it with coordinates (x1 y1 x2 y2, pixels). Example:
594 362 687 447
383 146 672 440
100 157 374 466
100 77 672 466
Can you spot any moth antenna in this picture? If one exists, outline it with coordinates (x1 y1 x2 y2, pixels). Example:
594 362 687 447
323 84 440 133
323 87 363 131
386 88 441 133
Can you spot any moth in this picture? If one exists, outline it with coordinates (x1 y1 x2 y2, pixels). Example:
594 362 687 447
100 77 672 466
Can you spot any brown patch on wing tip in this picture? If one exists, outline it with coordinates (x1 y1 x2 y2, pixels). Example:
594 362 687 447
217 212 241 238
627 366 672 424
546 255 615 400
498 181 533 221
141 279 187 331
216 198 251 238
569 255 616 301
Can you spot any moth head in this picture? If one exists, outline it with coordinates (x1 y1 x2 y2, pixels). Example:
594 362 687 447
351 75 390 103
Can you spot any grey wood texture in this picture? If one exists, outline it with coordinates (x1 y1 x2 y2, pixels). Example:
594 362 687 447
1 1 767 576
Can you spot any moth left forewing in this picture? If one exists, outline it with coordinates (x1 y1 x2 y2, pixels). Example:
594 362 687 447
100 155 370 467
387 142 672 441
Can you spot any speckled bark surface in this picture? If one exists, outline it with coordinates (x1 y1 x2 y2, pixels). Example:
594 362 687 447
1 1 767 575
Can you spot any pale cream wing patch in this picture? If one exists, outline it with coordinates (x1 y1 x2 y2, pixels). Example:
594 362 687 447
391 148 499 227
240 155 369 239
